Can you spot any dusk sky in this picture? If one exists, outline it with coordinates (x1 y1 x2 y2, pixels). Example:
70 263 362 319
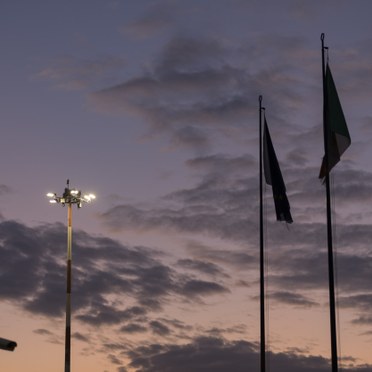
2 1 372 371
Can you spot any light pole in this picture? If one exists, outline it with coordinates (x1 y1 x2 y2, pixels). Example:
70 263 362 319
46 179 95 372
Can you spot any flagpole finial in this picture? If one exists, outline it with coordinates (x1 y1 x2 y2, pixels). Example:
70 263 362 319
321 33 328 52
259 96 265 111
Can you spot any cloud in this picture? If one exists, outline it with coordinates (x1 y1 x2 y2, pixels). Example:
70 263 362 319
98 146 372 338
268 291 319 307
33 327 62 345
126 335 372 372
0 219 234 326
185 154 256 175
339 294 372 312
90 34 311 151
0 221 56 301
352 316 372 326
100 203 254 243
99 154 260 242
185 241 256 272
0 184 12 195
180 279 229 298
76 303 147 326
149 320 171 336
127 336 257 372
73 332 90 342
120 323 148 334
33 328 53 336
176 258 228 277
108 353 123 365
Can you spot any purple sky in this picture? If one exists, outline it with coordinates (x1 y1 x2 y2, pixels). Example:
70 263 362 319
2 1 372 371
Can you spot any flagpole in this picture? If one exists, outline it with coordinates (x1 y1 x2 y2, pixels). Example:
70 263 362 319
259 95 266 372
321 32 338 372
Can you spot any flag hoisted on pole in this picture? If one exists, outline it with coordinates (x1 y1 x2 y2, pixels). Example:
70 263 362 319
263 117 293 224
258 96 293 372
320 33 351 372
319 61 351 179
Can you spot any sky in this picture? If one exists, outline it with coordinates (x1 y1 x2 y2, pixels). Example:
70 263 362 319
1 1 372 371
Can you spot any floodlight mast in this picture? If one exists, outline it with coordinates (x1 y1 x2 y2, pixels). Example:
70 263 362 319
46 179 95 372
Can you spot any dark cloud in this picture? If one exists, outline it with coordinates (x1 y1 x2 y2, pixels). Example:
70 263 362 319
329 169 372 204
268 291 319 307
121 323 148 334
0 219 235 328
25 265 66 316
33 328 53 336
90 35 309 151
170 125 209 150
99 154 259 243
32 327 61 345
266 247 372 297
339 294 372 311
98 153 316 247
177 258 228 277
352 316 372 325
127 336 257 372
185 242 256 271
205 325 247 337
185 154 256 174
134 264 175 299
0 221 63 301
180 279 229 298
126 335 372 372
108 353 123 365
76 303 147 326
149 320 171 336
161 318 193 332
98 146 372 344
91 65 255 151
100 202 255 243
73 332 90 342
0 184 12 195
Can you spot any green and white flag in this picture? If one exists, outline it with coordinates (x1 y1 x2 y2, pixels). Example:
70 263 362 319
319 63 351 179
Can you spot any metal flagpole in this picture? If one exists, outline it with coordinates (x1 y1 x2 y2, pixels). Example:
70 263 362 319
321 33 338 372
259 95 266 372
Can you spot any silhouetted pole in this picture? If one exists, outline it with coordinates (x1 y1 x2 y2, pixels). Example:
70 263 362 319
321 33 338 372
65 202 72 372
46 180 96 372
259 95 266 372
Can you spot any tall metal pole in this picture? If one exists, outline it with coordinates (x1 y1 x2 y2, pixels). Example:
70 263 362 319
47 181 95 372
259 95 266 372
321 33 338 372
65 202 72 372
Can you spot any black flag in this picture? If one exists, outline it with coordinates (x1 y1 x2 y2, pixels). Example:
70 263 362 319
263 118 293 223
